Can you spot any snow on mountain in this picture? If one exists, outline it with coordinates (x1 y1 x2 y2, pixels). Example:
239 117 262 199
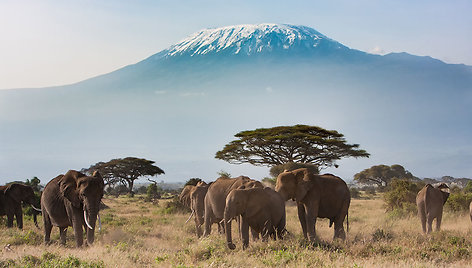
165 23 347 57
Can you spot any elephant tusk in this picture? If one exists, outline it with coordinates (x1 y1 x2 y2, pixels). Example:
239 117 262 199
84 210 93 230
98 212 102 232
185 210 195 224
31 205 42 212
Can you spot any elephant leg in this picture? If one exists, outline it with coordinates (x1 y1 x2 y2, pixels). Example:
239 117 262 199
297 203 308 239
6 212 14 228
419 211 427 233
251 227 259 241
203 207 212 237
334 220 346 240
15 207 23 229
305 203 318 242
436 214 443 232
73 221 84 247
241 218 250 250
43 212 53 245
59 227 68 245
426 216 434 234
194 217 202 238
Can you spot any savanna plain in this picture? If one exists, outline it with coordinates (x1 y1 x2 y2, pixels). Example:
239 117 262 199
1 192 472 268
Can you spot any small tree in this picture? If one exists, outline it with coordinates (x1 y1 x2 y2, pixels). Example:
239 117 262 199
84 157 165 194
146 184 162 200
354 164 415 188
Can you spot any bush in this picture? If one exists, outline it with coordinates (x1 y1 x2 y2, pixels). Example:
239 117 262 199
161 196 190 214
383 179 422 214
262 177 276 187
350 187 361 199
145 184 162 202
445 192 472 212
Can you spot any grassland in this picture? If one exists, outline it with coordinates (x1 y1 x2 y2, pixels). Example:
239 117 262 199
1 194 472 267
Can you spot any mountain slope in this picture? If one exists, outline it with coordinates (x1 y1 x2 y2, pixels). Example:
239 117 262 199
0 23 471 183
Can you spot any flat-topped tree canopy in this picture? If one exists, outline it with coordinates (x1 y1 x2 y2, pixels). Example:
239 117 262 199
215 125 369 170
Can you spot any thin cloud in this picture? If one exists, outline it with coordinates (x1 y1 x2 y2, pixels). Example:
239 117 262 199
179 92 206 97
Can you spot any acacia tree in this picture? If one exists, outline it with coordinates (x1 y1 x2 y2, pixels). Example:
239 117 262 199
84 157 165 194
353 164 415 187
215 125 369 170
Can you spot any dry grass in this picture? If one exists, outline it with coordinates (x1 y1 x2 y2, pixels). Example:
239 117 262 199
1 194 472 267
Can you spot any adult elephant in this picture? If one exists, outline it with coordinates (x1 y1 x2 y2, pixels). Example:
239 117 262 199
186 182 210 238
41 170 104 247
224 187 286 250
275 168 350 242
179 185 195 209
416 183 450 234
0 183 41 229
203 176 263 237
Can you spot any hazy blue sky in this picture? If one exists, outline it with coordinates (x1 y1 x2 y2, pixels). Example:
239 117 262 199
1 0 471 89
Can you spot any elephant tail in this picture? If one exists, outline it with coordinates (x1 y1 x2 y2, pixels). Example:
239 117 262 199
346 210 349 233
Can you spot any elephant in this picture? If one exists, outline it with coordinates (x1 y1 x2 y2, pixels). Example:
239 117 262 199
416 183 450 234
186 182 210 237
179 181 207 209
0 183 41 229
224 187 286 250
275 168 350 242
179 185 195 209
41 170 104 247
203 176 263 237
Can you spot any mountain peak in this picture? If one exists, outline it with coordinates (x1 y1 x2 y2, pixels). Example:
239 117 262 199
165 23 347 57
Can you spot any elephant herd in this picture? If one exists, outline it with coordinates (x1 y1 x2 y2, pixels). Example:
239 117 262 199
0 167 468 249
179 168 351 249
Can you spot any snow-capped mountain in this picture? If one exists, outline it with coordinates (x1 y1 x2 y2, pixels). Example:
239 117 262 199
0 23 471 184
164 24 347 57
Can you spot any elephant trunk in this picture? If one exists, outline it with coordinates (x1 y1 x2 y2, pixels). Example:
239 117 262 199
84 205 99 245
224 207 236 250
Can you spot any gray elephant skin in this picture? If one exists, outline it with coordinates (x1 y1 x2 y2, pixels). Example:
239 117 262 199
179 181 210 237
189 182 210 238
0 183 39 229
203 176 263 237
41 170 104 247
224 187 286 250
275 168 350 242
416 183 450 234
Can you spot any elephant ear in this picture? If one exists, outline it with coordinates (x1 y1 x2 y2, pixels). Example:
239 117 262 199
437 183 450 203
295 169 314 201
92 171 105 190
4 184 22 203
59 170 82 208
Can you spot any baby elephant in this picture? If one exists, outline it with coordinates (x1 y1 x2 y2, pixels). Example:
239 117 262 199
224 187 286 250
416 183 450 234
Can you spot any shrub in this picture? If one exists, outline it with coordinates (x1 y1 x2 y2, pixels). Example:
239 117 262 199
445 192 472 212
161 196 190 214
383 179 421 214
262 177 276 187
145 184 162 201
349 187 361 199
